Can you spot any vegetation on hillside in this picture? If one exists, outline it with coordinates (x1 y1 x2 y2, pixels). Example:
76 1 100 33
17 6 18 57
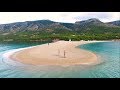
0 30 120 42
0 19 120 42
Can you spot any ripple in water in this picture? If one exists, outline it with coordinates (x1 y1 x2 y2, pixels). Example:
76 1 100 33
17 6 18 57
0 41 119 78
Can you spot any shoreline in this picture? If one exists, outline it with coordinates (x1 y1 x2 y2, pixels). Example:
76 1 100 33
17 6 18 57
5 40 109 66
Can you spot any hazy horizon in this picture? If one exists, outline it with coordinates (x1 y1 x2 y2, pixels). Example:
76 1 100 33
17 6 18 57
0 12 119 24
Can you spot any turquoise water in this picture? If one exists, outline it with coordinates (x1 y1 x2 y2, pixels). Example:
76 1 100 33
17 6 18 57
0 41 119 78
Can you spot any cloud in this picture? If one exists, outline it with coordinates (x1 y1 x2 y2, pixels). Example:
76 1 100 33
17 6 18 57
0 12 119 24
73 12 120 22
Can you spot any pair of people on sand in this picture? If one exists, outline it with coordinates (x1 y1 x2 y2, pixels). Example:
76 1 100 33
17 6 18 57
58 49 66 58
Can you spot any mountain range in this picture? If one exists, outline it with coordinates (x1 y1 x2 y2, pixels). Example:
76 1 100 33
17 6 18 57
0 18 120 34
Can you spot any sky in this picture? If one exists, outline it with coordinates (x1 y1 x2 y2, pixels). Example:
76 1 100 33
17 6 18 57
0 12 119 24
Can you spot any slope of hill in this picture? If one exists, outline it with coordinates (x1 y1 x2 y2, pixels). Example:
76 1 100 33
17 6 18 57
107 20 120 26
0 18 120 41
0 18 120 34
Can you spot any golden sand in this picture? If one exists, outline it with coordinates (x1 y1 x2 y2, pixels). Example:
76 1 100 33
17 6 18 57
10 41 103 66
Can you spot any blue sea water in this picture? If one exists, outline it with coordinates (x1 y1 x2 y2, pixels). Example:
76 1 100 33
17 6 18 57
0 41 119 78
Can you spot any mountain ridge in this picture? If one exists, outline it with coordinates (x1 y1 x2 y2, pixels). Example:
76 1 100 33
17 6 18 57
0 18 120 34
107 20 120 26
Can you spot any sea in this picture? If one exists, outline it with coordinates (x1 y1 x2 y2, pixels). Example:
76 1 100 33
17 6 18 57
0 41 119 78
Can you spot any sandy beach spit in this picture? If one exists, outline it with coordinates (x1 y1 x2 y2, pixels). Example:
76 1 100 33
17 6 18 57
9 41 106 66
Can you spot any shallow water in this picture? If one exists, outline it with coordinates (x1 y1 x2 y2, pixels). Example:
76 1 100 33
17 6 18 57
0 41 119 78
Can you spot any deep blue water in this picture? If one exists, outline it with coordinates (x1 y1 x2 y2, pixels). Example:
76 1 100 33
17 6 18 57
0 41 119 78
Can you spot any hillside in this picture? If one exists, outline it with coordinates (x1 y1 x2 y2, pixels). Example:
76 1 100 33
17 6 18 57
107 20 120 26
0 18 120 42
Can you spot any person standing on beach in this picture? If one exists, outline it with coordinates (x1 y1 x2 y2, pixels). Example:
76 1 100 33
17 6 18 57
48 43 49 46
58 49 60 56
64 50 66 58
